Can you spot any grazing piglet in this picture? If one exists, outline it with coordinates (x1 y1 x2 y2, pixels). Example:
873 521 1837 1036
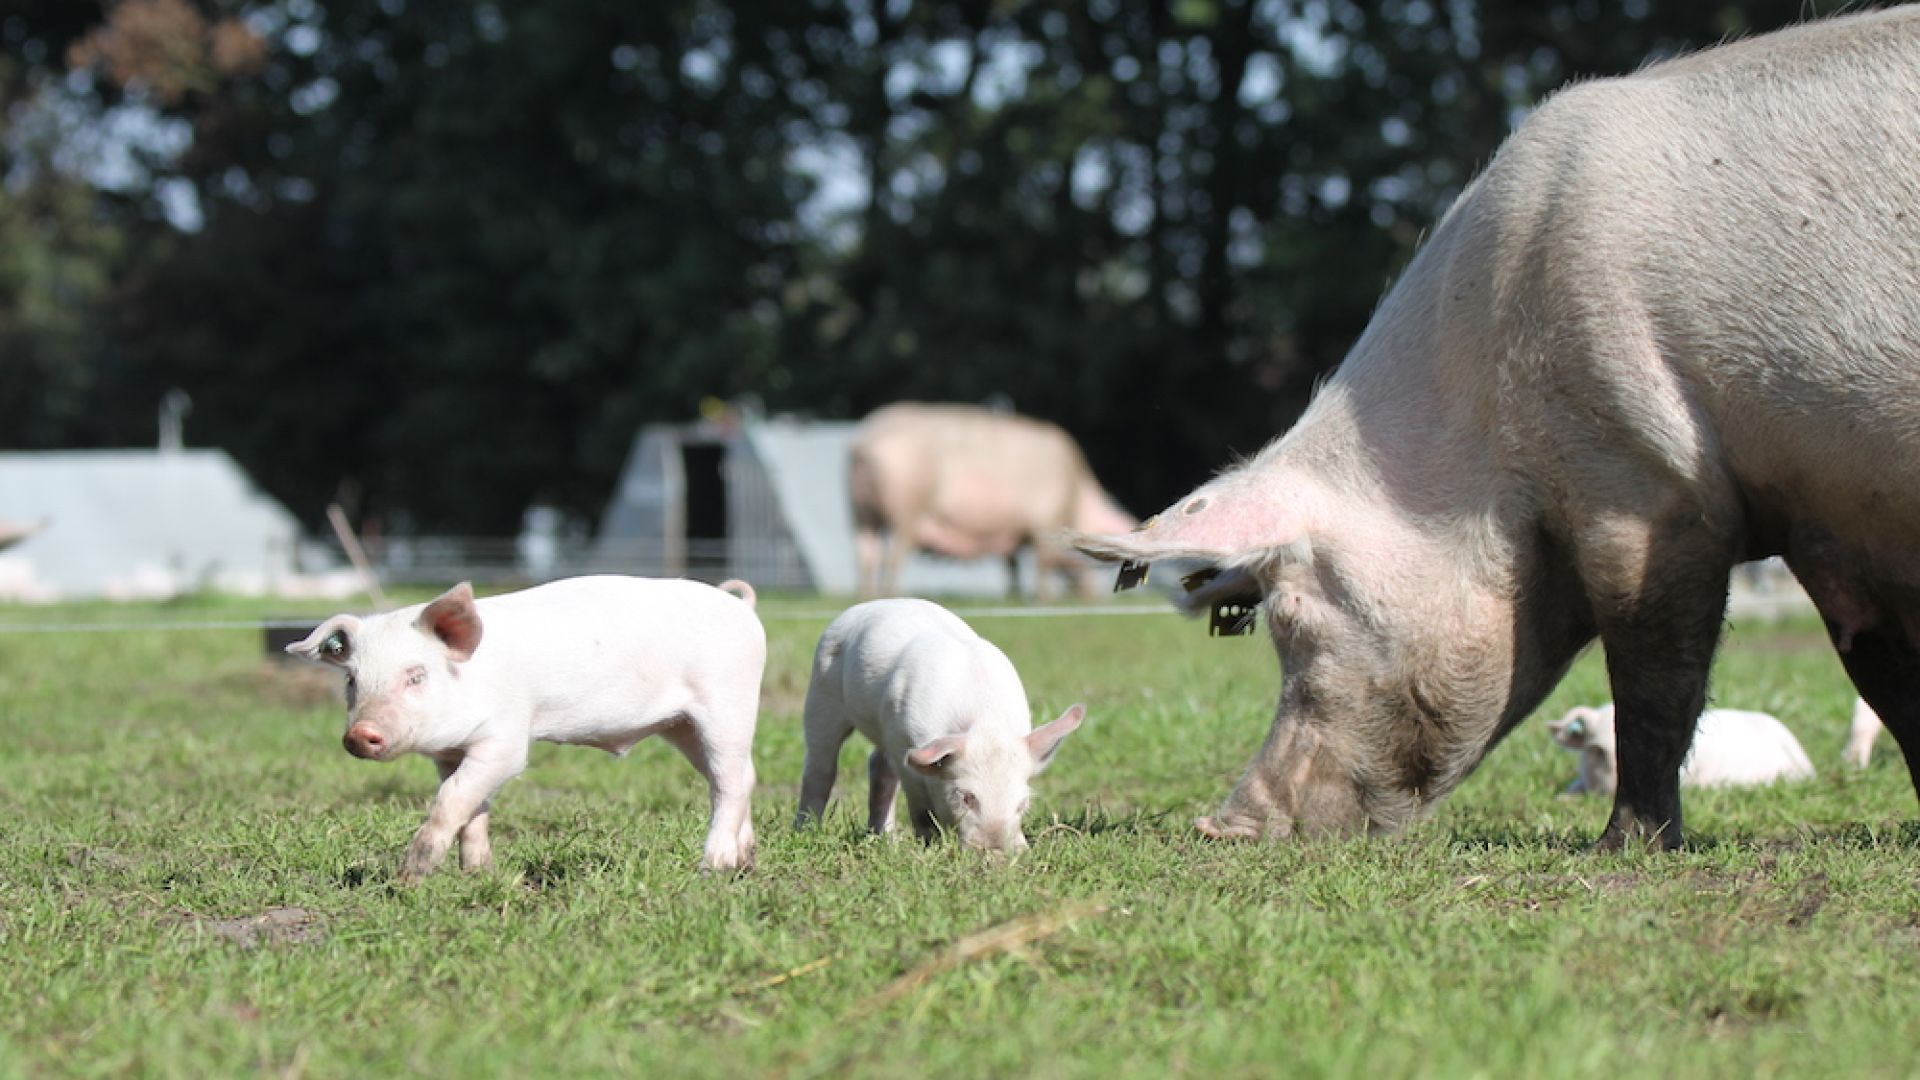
1846 698 1885 769
287 576 764 879
794 599 1084 852
1549 704 1815 797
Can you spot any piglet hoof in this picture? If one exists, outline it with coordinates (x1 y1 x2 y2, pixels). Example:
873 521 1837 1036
699 849 754 876
459 850 494 874
1194 815 1263 841
398 844 447 884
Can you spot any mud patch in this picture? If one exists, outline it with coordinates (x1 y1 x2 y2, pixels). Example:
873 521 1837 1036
205 662 343 710
65 845 138 873
167 906 326 947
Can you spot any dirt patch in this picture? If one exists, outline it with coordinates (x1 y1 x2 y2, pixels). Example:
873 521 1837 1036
205 661 343 710
1784 874 1830 927
65 845 138 873
1454 871 1646 897
167 906 326 948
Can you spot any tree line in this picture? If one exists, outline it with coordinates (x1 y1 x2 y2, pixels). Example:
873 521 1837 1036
0 0 1843 534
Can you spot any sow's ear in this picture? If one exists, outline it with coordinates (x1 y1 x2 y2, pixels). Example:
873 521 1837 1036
418 581 483 661
1068 469 1310 567
903 735 967 778
285 614 361 666
1027 704 1085 773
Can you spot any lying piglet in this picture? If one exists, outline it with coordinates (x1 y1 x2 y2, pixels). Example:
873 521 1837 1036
1549 703 1814 797
287 576 764 879
794 598 1083 853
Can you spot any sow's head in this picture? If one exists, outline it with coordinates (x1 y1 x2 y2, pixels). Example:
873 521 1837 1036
1070 462 1548 841
285 582 484 761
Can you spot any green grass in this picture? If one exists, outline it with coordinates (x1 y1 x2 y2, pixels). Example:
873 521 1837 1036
3 594 1918 1078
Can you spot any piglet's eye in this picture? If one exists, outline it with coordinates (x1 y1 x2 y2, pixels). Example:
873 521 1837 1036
407 670 428 687
960 791 979 810
321 632 347 659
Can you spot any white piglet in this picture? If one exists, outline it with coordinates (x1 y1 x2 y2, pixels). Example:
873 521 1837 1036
795 599 1084 853
1549 704 1814 797
1845 698 1885 770
287 575 765 879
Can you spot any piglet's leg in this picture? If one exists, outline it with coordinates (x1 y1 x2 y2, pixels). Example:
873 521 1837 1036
434 756 497 872
866 750 899 834
796 681 852 828
661 723 757 873
401 742 526 883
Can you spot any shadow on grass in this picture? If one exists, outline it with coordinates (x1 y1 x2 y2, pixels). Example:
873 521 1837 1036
1684 820 1920 853
1035 806 1180 840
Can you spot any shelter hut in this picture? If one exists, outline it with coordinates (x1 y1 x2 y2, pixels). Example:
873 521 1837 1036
0 449 315 600
592 416 1013 595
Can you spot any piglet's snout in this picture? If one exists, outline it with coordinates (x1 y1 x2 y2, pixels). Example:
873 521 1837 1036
966 826 1029 855
343 724 389 760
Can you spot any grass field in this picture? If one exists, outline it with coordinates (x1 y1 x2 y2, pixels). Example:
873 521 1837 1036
4 591 1919 1078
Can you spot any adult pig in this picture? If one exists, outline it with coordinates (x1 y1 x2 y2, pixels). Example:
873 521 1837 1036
1075 9 1920 850
851 403 1133 599
287 576 764 878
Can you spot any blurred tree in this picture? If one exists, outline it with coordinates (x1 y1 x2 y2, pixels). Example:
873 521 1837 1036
0 0 1862 532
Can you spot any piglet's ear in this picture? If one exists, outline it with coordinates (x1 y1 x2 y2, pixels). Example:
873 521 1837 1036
285 614 360 666
1027 704 1085 773
418 581 483 661
903 735 967 777
1550 706 1604 749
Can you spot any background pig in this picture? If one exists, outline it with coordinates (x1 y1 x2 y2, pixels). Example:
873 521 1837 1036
850 402 1133 600
288 575 764 879
1548 704 1815 797
794 598 1083 852
1074 10 1920 850
1846 698 1884 770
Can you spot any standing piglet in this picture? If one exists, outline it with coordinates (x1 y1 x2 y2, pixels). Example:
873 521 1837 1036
1845 698 1884 769
794 599 1084 852
287 576 764 879
1549 704 1815 796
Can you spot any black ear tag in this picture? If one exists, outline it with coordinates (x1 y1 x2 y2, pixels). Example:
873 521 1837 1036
1114 560 1150 592
1209 601 1260 637
1180 567 1219 593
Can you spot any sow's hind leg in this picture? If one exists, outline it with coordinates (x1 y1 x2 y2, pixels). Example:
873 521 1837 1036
1789 547 1920 801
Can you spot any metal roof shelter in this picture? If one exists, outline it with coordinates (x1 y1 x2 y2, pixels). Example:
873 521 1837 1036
0 449 312 600
592 416 1015 595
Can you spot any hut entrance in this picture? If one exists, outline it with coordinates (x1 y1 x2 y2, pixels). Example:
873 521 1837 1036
682 441 729 572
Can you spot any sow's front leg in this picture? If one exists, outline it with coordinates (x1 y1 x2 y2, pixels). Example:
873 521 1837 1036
1582 516 1736 852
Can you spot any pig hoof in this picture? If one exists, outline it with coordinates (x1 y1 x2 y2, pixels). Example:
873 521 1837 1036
1593 819 1681 854
398 853 442 883
1194 816 1262 841
699 851 753 875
